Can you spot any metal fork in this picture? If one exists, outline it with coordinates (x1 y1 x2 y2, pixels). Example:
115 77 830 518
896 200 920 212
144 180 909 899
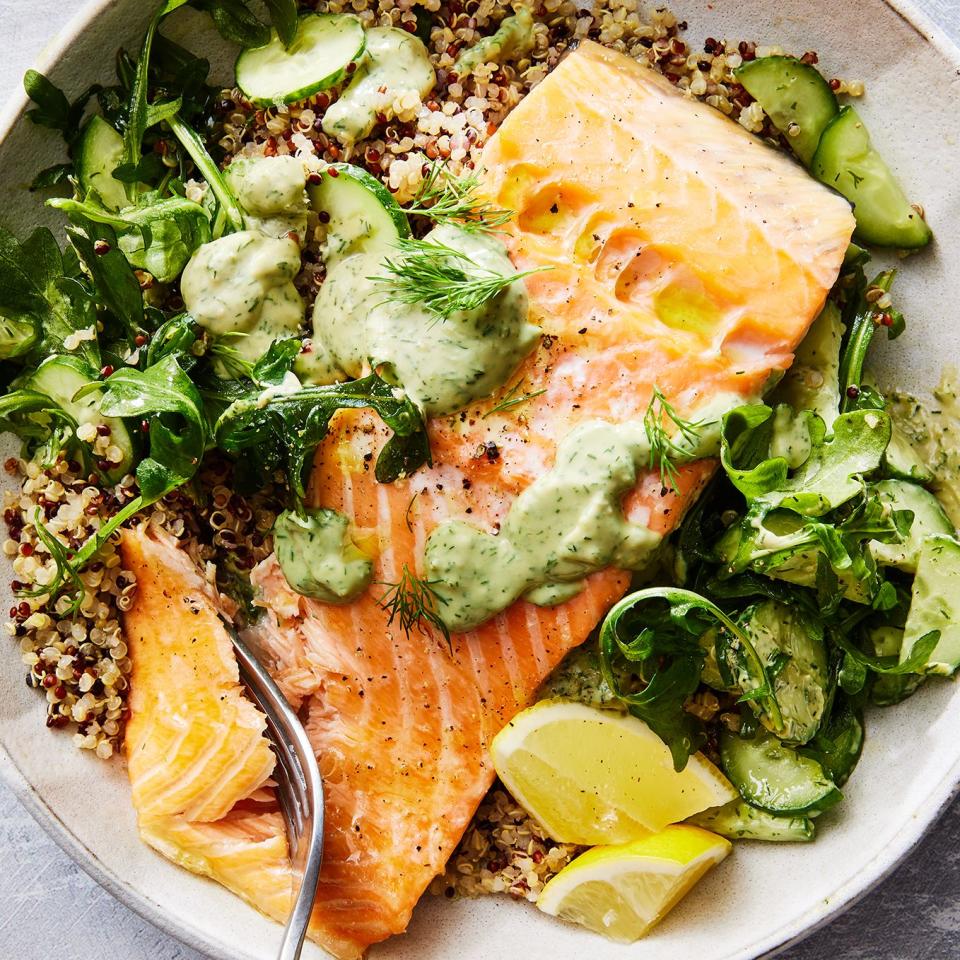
221 616 325 960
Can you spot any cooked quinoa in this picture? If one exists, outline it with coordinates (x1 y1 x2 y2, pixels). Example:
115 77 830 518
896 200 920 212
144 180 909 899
6 0 865 901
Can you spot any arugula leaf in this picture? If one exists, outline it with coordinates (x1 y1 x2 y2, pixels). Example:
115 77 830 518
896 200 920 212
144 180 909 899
832 626 940 676
214 371 430 503
721 404 890 517
599 586 783 770
98 354 207 497
147 313 197 366
719 493 910 604
263 0 299 47
0 226 101 368
0 390 81 469
251 338 301 386
23 70 72 133
30 163 74 192
66 218 144 336
191 0 271 47
51 193 210 283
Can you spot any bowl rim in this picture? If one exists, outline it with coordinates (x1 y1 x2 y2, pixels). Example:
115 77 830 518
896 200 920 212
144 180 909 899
2 2 959 959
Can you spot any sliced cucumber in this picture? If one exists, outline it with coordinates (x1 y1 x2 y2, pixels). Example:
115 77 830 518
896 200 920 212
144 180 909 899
309 162 410 263
812 106 932 249
22 355 134 481
76 115 133 211
236 14 366 106
869 625 925 706
720 726 842 816
688 799 815 842
900 534 960 676
739 600 829 745
882 420 934 484
869 479 954 572
735 56 838 166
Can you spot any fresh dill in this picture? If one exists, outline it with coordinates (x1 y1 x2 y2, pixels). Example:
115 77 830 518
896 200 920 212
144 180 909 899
643 386 703 492
482 381 547 418
376 563 452 650
404 491 420 533
371 237 547 320
404 161 515 234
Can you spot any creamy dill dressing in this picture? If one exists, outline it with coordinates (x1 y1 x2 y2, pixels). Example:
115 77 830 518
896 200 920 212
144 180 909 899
182 156 310 367
424 419 664 632
226 155 309 240
306 223 539 416
274 508 373 602
322 28 435 147
181 231 304 366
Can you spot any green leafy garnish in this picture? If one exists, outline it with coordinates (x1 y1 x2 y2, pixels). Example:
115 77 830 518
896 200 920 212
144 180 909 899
376 563 451 650
373 238 545 320
482 380 546 418
721 405 891 516
643 386 702 491
214 368 431 504
599 586 781 771
405 162 515 234
50 192 211 283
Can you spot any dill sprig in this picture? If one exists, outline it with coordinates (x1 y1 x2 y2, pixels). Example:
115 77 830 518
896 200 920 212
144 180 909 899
483 380 546 418
405 161 515 234
376 563 452 650
371 238 547 320
643 387 703 492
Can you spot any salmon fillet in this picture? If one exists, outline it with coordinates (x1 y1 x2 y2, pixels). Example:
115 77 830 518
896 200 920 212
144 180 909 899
122 42 855 959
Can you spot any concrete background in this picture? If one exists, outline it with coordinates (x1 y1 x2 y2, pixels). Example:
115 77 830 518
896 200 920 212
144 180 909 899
1 0 959 957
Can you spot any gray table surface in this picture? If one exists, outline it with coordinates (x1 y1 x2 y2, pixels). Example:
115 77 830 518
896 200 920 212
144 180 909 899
2 0 959 957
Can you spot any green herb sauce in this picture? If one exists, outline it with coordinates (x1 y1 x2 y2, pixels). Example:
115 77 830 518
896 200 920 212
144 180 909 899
225 155 309 241
322 28 435 147
181 230 304 366
308 223 539 416
274 507 373 603
423 419 664 632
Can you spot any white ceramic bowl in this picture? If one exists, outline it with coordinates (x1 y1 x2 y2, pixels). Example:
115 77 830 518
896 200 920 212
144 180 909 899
2 2 960 958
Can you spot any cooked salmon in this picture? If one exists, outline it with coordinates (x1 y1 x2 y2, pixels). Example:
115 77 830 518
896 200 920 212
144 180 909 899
122 42 855 959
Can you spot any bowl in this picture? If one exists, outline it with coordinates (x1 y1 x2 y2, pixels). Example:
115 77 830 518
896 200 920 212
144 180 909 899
2 1 959 958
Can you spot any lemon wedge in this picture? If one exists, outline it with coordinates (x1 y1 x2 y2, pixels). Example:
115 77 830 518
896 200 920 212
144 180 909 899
491 699 737 845
536 825 731 942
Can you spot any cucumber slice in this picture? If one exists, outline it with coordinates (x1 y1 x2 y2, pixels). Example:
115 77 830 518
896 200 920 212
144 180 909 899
735 56 838 166
308 162 410 262
22 355 134 481
236 14 366 106
720 726 842 816
870 479 954 572
688 799 815 842
811 106 932 249
76 115 133 211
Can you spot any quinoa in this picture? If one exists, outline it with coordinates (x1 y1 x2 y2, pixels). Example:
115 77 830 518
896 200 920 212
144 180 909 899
3 451 282 758
430 787 583 900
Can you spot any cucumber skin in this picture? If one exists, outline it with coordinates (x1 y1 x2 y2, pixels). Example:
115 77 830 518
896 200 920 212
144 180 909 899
235 14 366 107
812 106 932 250
735 56 838 166
688 799 815 842
720 727 842 817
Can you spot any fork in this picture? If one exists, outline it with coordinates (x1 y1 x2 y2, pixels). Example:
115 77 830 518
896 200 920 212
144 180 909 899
221 616 325 960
